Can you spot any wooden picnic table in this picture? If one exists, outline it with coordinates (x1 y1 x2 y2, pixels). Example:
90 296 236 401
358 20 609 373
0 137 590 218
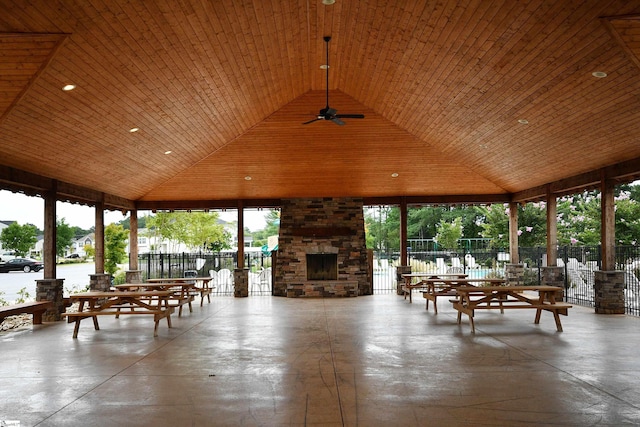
115 282 196 316
401 273 468 303
419 277 507 314
147 277 214 306
451 285 572 333
63 290 175 338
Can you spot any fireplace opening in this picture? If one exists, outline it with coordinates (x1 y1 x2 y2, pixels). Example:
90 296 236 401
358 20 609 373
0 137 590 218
306 254 338 280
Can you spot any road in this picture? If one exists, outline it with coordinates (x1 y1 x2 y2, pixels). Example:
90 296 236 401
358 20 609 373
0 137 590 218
0 262 96 304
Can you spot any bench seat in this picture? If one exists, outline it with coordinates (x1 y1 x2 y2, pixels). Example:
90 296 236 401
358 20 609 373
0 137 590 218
0 301 53 325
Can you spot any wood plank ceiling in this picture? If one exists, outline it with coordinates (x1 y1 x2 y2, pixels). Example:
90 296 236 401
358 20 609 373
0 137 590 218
0 1 640 210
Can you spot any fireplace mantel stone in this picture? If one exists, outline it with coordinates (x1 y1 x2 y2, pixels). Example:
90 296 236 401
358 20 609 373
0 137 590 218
274 197 372 297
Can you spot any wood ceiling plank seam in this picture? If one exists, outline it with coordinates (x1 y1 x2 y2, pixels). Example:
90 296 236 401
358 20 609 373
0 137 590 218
199 3 248 128
485 41 627 136
385 0 462 124
272 1 309 102
140 3 220 140
421 2 599 152
248 1 289 112
223 1 271 124
184 3 247 140
336 0 369 94
213 2 264 126
363 1 418 109
352 0 408 106
352 2 400 100
381 1 443 113
368 2 428 112
419 1 550 143
461 8 615 125
342 1 387 99
146 3 233 153
393 0 498 128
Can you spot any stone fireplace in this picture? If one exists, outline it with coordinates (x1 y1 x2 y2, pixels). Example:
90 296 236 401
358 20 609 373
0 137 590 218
273 197 372 297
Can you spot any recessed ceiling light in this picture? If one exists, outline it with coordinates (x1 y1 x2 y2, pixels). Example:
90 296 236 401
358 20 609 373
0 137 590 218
322 0 336 5
164 150 172 155
518 119 529 125
62 84 76 91
592 71 607 78
391 173 399 178
320 64 329 70
244 176 252 181
129 127 139 133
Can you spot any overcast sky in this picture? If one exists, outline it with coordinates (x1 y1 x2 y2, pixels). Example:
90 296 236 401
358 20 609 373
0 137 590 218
0 190 267 231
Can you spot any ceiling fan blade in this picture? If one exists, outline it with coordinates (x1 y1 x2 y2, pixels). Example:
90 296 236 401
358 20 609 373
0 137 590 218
336 114 365 119
303 117 322 125
331 117 346 126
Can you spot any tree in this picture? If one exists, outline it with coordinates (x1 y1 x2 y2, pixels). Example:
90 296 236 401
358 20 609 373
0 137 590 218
56 218 75 257
0 222 37 256
104 223 129 275
435 217 463 251
145 211 231 252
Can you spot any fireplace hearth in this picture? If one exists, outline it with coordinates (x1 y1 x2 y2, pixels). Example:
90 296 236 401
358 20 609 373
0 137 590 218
306 254 338 280
273 197 372 297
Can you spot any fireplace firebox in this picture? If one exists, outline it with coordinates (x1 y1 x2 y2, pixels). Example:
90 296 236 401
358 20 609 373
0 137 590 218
306 254 338 280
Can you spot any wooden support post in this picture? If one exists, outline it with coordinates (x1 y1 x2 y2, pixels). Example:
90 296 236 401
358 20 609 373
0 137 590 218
43 182 57 280
601 175 615 271
508 201 519 264
94 197 105 274
237 201 244 269
400 198 408 266
129 210 139 270
546 187 557 267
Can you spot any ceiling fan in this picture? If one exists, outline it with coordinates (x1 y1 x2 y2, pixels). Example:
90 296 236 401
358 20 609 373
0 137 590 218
303 36 365 126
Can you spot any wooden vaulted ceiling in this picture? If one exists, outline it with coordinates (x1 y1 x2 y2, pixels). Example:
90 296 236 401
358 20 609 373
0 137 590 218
1 1 640 211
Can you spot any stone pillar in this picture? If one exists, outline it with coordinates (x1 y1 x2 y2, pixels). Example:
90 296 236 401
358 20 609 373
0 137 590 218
125 270 143 284
234 268 249 298
396 265 412 295
594 270 625 314
89 273 112 292
36 278 65 321
542 266 564 300
505 263 524 285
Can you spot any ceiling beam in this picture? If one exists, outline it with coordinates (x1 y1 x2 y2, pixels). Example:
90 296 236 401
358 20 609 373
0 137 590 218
0 165 134 211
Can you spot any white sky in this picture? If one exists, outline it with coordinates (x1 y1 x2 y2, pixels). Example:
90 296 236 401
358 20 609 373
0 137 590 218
0 190 267 231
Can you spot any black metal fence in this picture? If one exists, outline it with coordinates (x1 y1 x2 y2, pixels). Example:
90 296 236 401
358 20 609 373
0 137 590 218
372 245 640 316
138 251 273 295
139 245 640 315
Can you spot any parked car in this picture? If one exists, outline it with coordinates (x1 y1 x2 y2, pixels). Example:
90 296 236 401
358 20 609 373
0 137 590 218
0 258 44 273
65 253 81 259
0 251 17 262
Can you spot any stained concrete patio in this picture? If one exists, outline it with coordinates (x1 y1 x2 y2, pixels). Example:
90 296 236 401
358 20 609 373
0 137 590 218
1 293 640 426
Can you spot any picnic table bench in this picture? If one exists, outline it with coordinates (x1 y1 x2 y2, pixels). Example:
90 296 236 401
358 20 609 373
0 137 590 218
420 277 508 314
401 273 468 303
146 277 214 306
63 290 175 338
451 285 572 333
115 282 195 316
0 301 53 325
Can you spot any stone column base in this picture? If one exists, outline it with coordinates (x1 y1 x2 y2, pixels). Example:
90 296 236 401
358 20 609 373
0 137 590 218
542 266 564 300
395 265 412 295
125 270 143 284
505 263 524 285
90 273 112 292
594 270 625 314
234 268 249 297
36 278 65 321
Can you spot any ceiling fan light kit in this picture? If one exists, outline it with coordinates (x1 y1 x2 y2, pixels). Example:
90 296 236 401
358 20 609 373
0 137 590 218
303 36 365 126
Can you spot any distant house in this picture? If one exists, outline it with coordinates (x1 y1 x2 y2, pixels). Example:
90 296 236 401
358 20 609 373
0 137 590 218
68 233 94 257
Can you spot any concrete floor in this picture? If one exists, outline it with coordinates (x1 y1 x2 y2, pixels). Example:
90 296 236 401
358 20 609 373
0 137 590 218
1 293 640 426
